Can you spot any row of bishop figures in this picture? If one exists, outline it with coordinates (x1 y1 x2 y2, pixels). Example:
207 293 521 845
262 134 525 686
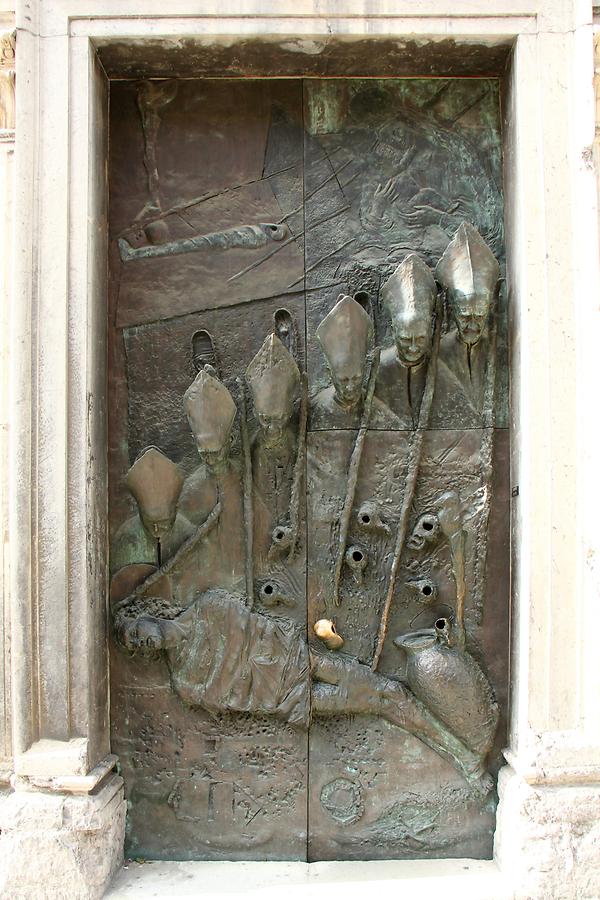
111 221 501 796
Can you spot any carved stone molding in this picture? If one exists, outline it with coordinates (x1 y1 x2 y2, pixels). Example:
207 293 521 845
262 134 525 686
0 17 14 789
0 30 15 132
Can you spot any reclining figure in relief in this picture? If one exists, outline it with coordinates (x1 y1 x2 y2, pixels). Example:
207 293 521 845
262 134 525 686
113 346 496 799
114 585 494 796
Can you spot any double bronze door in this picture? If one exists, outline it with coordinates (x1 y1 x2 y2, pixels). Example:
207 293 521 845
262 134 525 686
108 77 509 861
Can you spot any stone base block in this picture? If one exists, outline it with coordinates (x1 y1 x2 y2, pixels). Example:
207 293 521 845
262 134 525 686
0 774 125 900
494 765 600 900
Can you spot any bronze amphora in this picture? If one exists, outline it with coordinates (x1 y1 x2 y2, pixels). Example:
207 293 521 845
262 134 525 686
394 618 499 757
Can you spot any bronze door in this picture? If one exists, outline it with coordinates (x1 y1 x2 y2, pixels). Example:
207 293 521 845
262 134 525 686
108 78 509 861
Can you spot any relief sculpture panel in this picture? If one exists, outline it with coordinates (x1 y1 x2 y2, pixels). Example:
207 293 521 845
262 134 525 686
108 77 508 862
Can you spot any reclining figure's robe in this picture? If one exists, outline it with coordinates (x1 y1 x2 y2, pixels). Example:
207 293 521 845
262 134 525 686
165 589 311 728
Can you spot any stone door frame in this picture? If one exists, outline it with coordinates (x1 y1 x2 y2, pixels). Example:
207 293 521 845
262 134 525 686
3 2 600 896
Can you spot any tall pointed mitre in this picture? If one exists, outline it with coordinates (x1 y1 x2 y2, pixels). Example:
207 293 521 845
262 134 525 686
125 446 183 522
435 222 500 313
183 367 237 452
382 254 436 323
316 294 372 374
245 333 300 418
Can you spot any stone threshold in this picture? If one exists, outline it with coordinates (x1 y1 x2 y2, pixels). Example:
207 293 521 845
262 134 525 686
106 858 511 899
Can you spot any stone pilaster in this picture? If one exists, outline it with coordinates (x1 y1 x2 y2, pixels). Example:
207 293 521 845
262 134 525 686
8 6 112 770
1 8 126 897
494 19 600 900
0 16 15 788
595 29 600 259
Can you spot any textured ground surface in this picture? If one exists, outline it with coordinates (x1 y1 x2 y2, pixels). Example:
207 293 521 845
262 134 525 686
106 859 509 899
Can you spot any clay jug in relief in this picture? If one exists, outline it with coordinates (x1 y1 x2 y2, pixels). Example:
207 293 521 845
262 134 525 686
394 618 499 757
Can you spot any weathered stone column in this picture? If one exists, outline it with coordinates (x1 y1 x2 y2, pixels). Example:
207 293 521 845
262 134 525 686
494 14 600 899
0 16 15 789
0 5 125 897
595 27 600 253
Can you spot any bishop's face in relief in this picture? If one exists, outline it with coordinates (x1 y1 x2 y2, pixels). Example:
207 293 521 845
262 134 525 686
391 307 433 368
183 367 237 476
447 288 492 348
125 446 184 542
435 222 500 349
245 333 300 449
316 294 372 411
328 354 365 409
382 254 437 371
